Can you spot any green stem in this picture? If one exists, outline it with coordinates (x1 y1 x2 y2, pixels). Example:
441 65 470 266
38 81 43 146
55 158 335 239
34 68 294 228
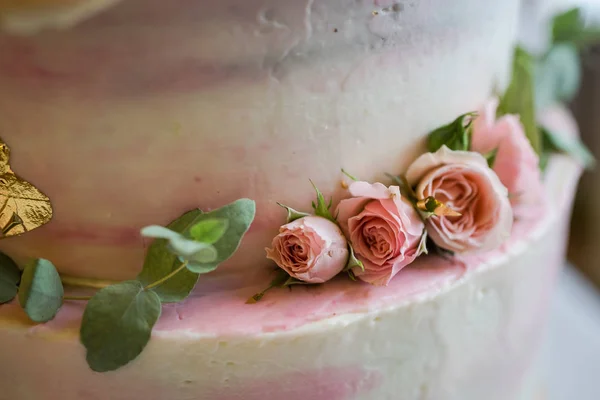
144 262 188 291
63 295 93 301
60 275 117 289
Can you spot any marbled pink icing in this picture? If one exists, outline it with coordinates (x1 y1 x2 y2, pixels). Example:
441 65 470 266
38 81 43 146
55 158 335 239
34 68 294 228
0 0 520 284
0 177 557 336
0 138 579 400
211 367 381 400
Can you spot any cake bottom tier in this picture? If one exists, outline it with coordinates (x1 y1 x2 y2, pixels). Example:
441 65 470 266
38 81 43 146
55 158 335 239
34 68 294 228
0 108 581 400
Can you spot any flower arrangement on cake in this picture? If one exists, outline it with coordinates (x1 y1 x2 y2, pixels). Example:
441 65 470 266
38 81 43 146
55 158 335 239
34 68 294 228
0 7 596 377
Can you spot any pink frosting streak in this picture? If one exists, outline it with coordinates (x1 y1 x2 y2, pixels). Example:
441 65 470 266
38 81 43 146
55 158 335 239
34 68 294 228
212 367 381 400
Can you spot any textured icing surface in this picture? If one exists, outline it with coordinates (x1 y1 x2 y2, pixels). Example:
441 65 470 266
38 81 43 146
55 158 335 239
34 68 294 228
0 0 520 282
0 135 581 399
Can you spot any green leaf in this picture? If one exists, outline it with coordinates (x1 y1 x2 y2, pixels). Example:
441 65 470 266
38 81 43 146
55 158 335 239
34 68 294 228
141 225 218 264
310 180 336 222
385 173 418 203
138 213 202 303
0 252 20 304
553 8 584 44
498 46 541 155
426 112 477 152
80 281 161 372
341 168 359 182
541 126 596 169
344 243 364 272
347 269 357 281
276 202 310 223
535 44 581 110
552 7 600 48
185 262 219 274
246 269 291 304
138 199 256 302
483 148 499 168
416 230 428 257
18 259 63 323
189 218 229 244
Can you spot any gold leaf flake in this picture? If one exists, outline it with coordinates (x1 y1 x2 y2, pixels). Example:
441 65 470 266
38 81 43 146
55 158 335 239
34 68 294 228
0 138 53 238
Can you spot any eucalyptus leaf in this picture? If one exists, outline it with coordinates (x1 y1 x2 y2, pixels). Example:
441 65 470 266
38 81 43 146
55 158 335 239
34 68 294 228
498 46 541 155
18 259 63 323
138 212 202 303
138 199 256 303
0 252 20 304
141 225 218 264
541 126 596 169
185 262 219 274
0 253 21 304
276 202 310 223
80 281 161 372
310 181 336 222
426 112 476 152
189 218 229 244
535 43 581 110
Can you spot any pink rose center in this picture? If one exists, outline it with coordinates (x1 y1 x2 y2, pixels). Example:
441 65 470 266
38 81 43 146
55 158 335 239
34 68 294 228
363 224 393 257
420 165 500 242
349 200 409 266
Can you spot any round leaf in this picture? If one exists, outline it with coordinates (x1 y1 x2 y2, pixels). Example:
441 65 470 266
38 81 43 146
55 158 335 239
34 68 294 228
0 252 21 304
18 259 63 322
167 237 217 263
185 262 219 274
140 225 181 240
190 218 229 244
80 281 161 372
137 199 255 303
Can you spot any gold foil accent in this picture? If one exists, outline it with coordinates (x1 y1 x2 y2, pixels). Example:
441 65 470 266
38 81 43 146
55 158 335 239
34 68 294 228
0 138 53 238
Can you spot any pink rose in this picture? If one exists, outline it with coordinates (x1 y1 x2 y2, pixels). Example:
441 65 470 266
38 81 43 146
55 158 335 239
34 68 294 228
266 216 349 283
406 146 513 253
335 182 425 286
471 98 545 218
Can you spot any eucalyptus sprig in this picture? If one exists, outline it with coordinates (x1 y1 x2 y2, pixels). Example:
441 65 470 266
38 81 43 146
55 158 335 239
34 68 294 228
0 254 65 323
0 198 257 373
80 198 256 372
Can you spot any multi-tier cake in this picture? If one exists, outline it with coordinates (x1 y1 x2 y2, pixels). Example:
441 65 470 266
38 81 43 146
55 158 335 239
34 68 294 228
0 0 592 399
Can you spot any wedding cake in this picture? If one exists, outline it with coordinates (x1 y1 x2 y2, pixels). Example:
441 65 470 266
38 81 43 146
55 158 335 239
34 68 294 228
0 0 592 399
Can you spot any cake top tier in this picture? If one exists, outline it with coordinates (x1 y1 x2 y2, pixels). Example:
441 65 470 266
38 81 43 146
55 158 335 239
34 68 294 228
0 0 520 283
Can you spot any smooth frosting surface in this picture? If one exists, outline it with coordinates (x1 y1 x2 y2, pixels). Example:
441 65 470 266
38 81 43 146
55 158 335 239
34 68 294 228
0 0 520 283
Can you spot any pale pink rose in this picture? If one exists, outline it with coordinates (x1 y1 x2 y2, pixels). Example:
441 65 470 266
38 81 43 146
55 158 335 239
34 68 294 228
471 98 545 218
406 146 513 253
335 182 425 286
266 216 349 283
